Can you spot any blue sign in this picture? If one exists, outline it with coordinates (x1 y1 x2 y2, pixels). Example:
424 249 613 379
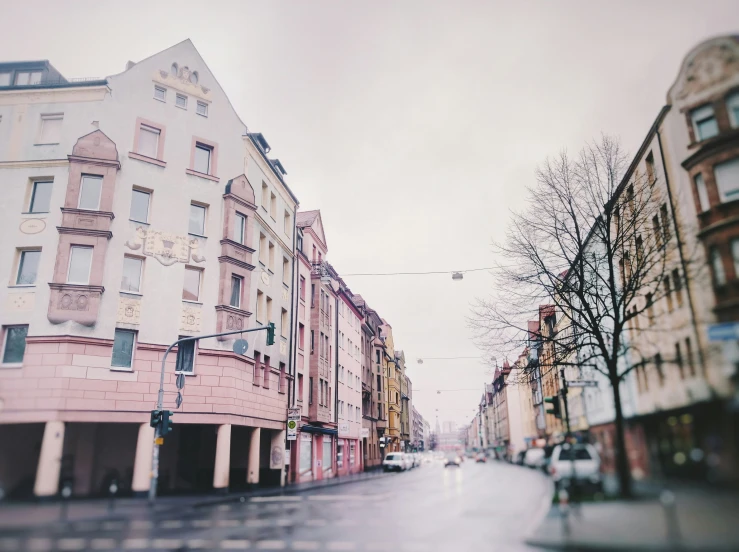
707 322 739 342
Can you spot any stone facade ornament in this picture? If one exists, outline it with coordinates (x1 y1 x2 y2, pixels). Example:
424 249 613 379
117 296 141 325
180 303 202 333
125 226 206 266
675 39 739 101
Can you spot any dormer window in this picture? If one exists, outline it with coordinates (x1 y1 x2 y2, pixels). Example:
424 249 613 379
691 104 719 141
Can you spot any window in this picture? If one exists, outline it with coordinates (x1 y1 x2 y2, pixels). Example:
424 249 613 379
176 339 195 373
121 256 143 292
154 85 166 102
235 213 246 245
309 376 314 404
196 101 208 117
193 143 212 174
263 355 270 388
3 326 28 364
714 158 739 203
259 234 267 265
664 276 673 312
183 267 201 301
0 73 10 86
298 373 304 400
669 270 682 309
655 353 664 386
732 240 739 281
268 242 275 271
29 180 53 213
78 175 102 210
300 276 306 301
130 189 150 223
137 124 160 158
189 203 206 235
299 323 305 350
176 93 187 109
691 104 719 141
646 293 654 325
660 204 671 243
261 183 269 209
728 92 739 128
645 151 655 184
270 192 277 219
685 337 696 377
348 371 352 388
284 211 291 235
296 233 303 254
310 330 314 354
256 290 265 323
279 362 286 393
266 296 273 324
652 215 662 248
15 71 42 85
311 284 316 307
230 275 242 308
283 258 290 284
675 342 684 380
711 247 726 286
111 329 135 368
323 438 333 471
695 173 710 212
67 246 93 284
281 309 288 338
16 250 40 285
356 407 360 421
253 351 262 386
38 114 62 144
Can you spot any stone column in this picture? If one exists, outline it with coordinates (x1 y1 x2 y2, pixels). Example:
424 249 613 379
270 430 286 487
247 427 261 485
131 423 155 496
34 421 65 497
213 424 232 492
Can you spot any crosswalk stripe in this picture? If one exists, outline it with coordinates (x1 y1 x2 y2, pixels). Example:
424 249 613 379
251 496 302 502
130 520 154 530
58 539 86 551
90 538 116 550
26 538 52 551
160 519 185 528
256 541 287 550
305 519 327 526
327 543 357 550
290 542 319 550
187 540 213 549
153 539 184 548
216 519 241 527
191 519 213 528
221 540 250 549
122 538 150 549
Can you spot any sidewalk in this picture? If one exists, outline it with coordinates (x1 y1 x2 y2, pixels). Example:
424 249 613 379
0 469 392 531
526 482 739 551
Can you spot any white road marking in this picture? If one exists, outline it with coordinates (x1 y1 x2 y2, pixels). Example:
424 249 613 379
216 519 241 527
290 542 320 550
334 518 358 527
26 538 52 551
152 538 184 548
130 520 154 530
365 543 393 550
245 519 270 527
275 518 293 526
191 519 213 528
90 539 116 550
102 521 125 531
0 539 19 551
304 519 327 526
251 495 303 502
307 494 364 501
256 541 286 550
327 543 357 551
122 538 150 549
58 539 86 551
221 540 250 549
160 519 185 528
187 540 213 549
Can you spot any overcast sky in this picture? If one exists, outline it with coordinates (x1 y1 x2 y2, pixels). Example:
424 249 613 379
3 1 737 427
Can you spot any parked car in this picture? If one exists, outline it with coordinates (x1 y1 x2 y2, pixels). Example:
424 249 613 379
549 443 602 490
523 447 545 468
383 453 407 472
444 453 461 468
413 453 422 467
475 453 487 463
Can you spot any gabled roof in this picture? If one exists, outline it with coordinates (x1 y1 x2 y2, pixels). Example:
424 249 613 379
296 210 319 227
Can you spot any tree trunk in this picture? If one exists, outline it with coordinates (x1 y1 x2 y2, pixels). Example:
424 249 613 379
611 375 633 498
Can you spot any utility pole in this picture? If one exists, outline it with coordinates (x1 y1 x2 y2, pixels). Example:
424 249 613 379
148 324 274 502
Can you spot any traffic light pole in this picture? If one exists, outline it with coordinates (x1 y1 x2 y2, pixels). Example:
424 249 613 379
148 324 274 502
559 367 572 439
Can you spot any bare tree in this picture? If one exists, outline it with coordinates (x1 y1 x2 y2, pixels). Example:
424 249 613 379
470 135 691 497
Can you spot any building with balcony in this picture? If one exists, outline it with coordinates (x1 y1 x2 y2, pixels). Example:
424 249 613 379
0 40 296 499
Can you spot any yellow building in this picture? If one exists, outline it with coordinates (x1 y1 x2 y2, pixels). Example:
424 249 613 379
380 321 402 452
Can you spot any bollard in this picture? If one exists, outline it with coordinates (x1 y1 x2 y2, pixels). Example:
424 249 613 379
559 488 570 539
659 489 682 548
59 481 73 522
108 479 119 514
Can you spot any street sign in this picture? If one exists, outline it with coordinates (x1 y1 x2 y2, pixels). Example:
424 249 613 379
175 392 183 408
708 322 739 342
233 339 249 355
567 380 599 388
176 372 185 389
287 407 301 441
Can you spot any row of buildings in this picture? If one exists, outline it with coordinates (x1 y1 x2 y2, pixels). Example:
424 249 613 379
466 35 739 484
0 40 427 499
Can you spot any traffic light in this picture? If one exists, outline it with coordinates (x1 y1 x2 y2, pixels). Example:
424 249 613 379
161 410 174 435
266 322 276 346
149 409 162 428
544 396 561 419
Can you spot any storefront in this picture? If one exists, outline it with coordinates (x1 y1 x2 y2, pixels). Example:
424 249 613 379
291 424 337 483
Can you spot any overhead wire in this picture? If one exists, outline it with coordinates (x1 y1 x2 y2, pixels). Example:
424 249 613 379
342 266 494 277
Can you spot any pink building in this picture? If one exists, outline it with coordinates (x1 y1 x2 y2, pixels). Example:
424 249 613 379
0 41 297 499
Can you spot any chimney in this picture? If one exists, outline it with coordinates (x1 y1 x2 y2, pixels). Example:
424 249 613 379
125 61 136 71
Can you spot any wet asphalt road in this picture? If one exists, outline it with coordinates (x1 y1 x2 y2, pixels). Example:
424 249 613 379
0 459 552 552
